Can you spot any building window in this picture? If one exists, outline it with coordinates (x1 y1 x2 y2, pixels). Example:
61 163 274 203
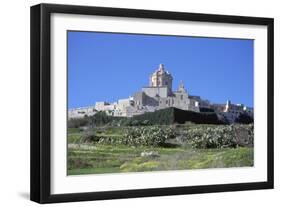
181 95 183 100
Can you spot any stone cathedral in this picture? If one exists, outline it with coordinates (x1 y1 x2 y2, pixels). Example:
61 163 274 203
133 63 205 114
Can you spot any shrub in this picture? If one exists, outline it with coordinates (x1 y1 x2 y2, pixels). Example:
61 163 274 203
199 107 215 112
132 108 174 125
130 107 225 125
141 120 150 126
131 120 140 126
122 126 176 147
187 126 236 149
174 109 223 124
68 118 89 128
233 124 254 147
80 131 100 143
186 124 254 149
89 111 112 126
235 113 254 124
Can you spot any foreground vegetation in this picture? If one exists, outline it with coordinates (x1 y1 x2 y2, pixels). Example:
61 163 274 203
67 123 254 175
68 144 253 175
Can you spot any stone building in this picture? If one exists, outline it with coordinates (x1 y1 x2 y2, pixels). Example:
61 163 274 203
133 64 203 114
68 106 96 119
219 100 253 123
68 64 253 123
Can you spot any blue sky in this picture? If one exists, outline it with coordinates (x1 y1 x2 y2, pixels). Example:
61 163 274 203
68 31 253 109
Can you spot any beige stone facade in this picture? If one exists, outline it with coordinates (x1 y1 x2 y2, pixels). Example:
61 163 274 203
149 64 173 95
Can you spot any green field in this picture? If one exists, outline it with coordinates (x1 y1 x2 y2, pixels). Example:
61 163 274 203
67 124 254 175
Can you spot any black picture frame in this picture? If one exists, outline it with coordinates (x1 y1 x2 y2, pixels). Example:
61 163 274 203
30 3 274 204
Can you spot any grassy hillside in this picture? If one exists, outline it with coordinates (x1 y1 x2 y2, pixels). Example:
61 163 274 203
68 143 253 175
67 122 254 175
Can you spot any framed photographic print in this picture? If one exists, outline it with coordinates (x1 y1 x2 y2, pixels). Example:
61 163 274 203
30 3 274 203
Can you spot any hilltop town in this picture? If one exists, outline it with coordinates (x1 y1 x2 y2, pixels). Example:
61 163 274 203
68 64 253 123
